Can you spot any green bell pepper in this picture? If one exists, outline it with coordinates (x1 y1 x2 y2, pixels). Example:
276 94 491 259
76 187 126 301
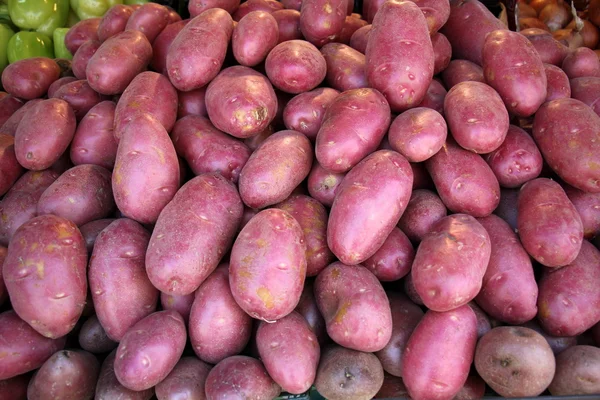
53 27 71 60
66 8 80 27
0 22 14 75
7 31 54 63
70 0 123 20
8 0 69 38
124 0 148 4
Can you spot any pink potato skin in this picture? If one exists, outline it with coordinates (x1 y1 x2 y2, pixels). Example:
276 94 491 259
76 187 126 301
89 218 158 341
0 247 6 305
161 292 195 324
398 189 447 242
50 80 106 121
0 95 23 128
521 28 569 66
14 99 76 171
151 19 189 76
114 311 187 391
475 214 538 325
365 0 434 113
517 178 583 267
233 0 283 20
484 124 543 188
442 59 485 88
375 293 424 377
320 43 368 91
283 88 340 141
388 107 447 162
533 98 600 193
548 345 600 395
0 311 66 380
328 150 413 265
177 87 207 118
570 76 600 116
238 130 313 209
363 0 450 32
205 356 281 400
70 101 118 170
167 9 233 91
315 262 392 352
171 115 251 183
426 139 500 217
544 63 571 101
412 214 491 312
72 40 101 80
566 185 600 238
349 24 371 53
155 357 211 400
112 113 180 224
189 0 240 17
562 47 600 79
65 18 101 54
336 15 368 45
281 0 301 10
3 215 87 338
97 4 134 42
229 208 307 321
257 311 320 394
1 58 60 100
432 32 452 75
265 40 327 94
125 3 171 43
316 88 390 173
0 134 23 196
146 173 243 295
0 374 29 400
205 66 278 138
295 281 328 344
95 351 154 400
417 78 447 115
363 228 415 282
189 265 253 364
299 0 346 47
233 11 279 67
307 162 345 207
272 9 302 43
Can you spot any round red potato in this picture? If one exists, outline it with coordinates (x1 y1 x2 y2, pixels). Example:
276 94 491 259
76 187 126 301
442 59 485 88
50 80 106 121
125 3 171 44
307 161 345 207
562 47 600 79
549 345 600 395
78 315 118 354
570 76 600 117
388 107 447 162
1 58 60 100
544 63 571 102
363 228 415 282
349 24 371 53
233 11 279 67
272 9 302 43
155 357 212 400
299 0 346 46
70 101 118 170
189 0 241 16
398 189 447 242
283 88 340 141
79 218 114 254
97 4 133 42
65 18 100 54
566 185 600 238
233 0 283 21
432 32 452 75
521 28 569 66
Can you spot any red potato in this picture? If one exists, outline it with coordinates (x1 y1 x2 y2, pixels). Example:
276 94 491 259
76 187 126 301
0 95 23 128
3 215 87 338
388 107 447 163
521 320 577 355
375 293 424 377
494 188 519 231
398 189 447 242
402 305 478 400
0 374 28 400
315 262 392 352
404 271 424 306
239 130 313 209
27 349 99 400
283 88 339 141
71 40 101 80
205 356 281 400
233 11 279 67
484 124 543 188
307 161 345 207
265 40 327 93
469 302 491 339
86 30 152 96
475 214 538 324
1 58 60 100
549 345 600 395
299 0 346 46
363 228 415 282
205 66 277 138
376 374 408 398
257 311 320 394
47 76 78 98
97 4 134 42
432 32 452 75
364 0 450 33
566 186 600 238
235 0 284 20
0 247 6 305
544 63 571 101
70 101 117 170
365 0 433 113
417 78 447 115
517 178 583 267
0 311 66 380
95 351 154 400
336 15 368 45
50 79 106 121
161 292 194 324
177 87 207 118
521 28 569 66
243 125 274 150
295 281 327 344
189 0 241 16
412 214 491 312
281 0 302 10
151 20 189 76
320 43 368 91
65 18 101 54
78 314 118 354
272 9 302 43
112 114 180 224
349 24 371 53
114 311 186 391
125 3 171 43
0 134 23 196
562 47 600 79
89 218 158 341
155 357 211 400
570 76 600 117
454 375 486 400
167 9 233 92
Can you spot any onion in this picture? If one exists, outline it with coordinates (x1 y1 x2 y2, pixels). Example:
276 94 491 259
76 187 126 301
529 0 557 14
553 28 585 49
567 19 600 49
518 3 538 18
539 3 571 31
519 17 550 31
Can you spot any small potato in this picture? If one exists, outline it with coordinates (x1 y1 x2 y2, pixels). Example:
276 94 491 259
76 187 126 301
146 173 243 295
544 63 571 101
65 18 101 54
363 228 414 282
566 185 600 238
307 161 345 207
469 302 492 339
78 315 118 354
412 214 491 312
0 311 66 380
27 350 99 400
441 59 486 88
320 43 368 92
71 40 101 80
388 107 447 163
272 9 302 43
265 40 327 94
167 9 233 92
205 66 277 138
375 293 423 377
349 24 371 54
160 292 194 324
0 95 23 128
521 28 568 66
336 15 369 45
50 80 106 121
570 76 600 116
484 125 543 188
151 20 189 76
398 189 447 242
475 326 556 397
549 345 600 395
299 0 346 46
0 134 23 196
283 88 339 141
86 30 152 96
189 0 241 16
494 187 519 231
315 345 384 400
416 78 447 115
97 4 134 42
562 47 600 79
454 375 486 400
403 272 424 306
189 266 253 364
205 356 281 400
257 311 320 394
295 281 327 344
0 374 28 400
233 0 284 21
522 319 577 355
155 357 211 400
432 32 452 75
96 351 154 400
402 305 478 400
517 178 583 267
70 101 118 170
177 87 207 118
125 3 171 43
47 77 78 99
233 11 279 67
1 58 60 100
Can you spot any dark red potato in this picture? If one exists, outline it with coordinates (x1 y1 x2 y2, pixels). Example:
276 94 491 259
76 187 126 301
65 18 101 54
0 134 23 197
320 43 368 92
70 101 118 170
299 0 346 47
151 21 189 77
544 63 571 101
272 9 302 43
233 0 283 21
388 107 447 163
78 315 118 354
0 374 29 400
155 357 211 400
565 185 600 239
177 87 207 118
521 28 569 66
562 47 600 79
295 281 328 344
398 189 447 243
521 320 577 355
570 76 600 117
1 58 60 100
0 95 23 128
97 4 134 42
432 32 452 75
95 351 154 400
363 228 415 282
233 11 279 67
125 3 171 44
71 40 101 80
189 0 241 17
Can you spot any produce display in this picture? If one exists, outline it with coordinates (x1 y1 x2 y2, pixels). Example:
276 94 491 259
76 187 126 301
2 0 600 398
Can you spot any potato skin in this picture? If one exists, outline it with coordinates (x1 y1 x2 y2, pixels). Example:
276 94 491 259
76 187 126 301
335 15 368 45
0 95 23 128
177 87 207 118
50 80 106 121
398 189 447 242
95 351 154 400
307 161 345 207
78 315 118 354
402 305 478 400
521 28 568 66
79 218 114 254
161 292 194 325
1 99 42 137
283 88 339 141
566 185 600 238
426 139 500 217
549 345 600 395
388 107 447 163
299 0 346 46
155 357 211 400
570 76 600 117
98 4 134 42
475 326 556 397
442 59 485 88
151 20 189 76
521 320 577 355
0 374 29 400
320 43 368 92
365 0 433 112
1 58 60 100
349 24 371 53
363 228 414 282
272 9 302 43
295 281 327 344
257 311 320 394
315 345 384 400
27 349 99 400
205 356 281 400
432 32 452 75
0 134 23 196
233 11 279 67
146 174 243 295
562 47 600 79
70 101 118 170
72 40 101 81
189 266 252 364
517 178 583 267
167 9 233 92
65 18 101 54
544 63 571 101
125 3 171 44
417 78 447 115
233 0 283 21
0 247 6 305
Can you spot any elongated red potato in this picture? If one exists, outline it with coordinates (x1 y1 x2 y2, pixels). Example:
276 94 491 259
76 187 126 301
65 18 101 54
151 20 189 76
562 47 600 79
521 28 569 66
0 134 23 196
398 189 447 242
272 9 302 43
544 63 571 101
70 101 118 170
432 32 452 75
570 76 600 116
388 107 447 163
98 4 134 42
233 11 279 67
299 0 346 46
155 357 211 400
233 0 284 20
95 351 154 400
125 3 171 43
1 58 60 100
283 88 340 141
363 228 415 282
442 59 485 88
50 80 106 121
72 40 101 80
566 186 600 238
320 43 368 92
349 24 371 53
